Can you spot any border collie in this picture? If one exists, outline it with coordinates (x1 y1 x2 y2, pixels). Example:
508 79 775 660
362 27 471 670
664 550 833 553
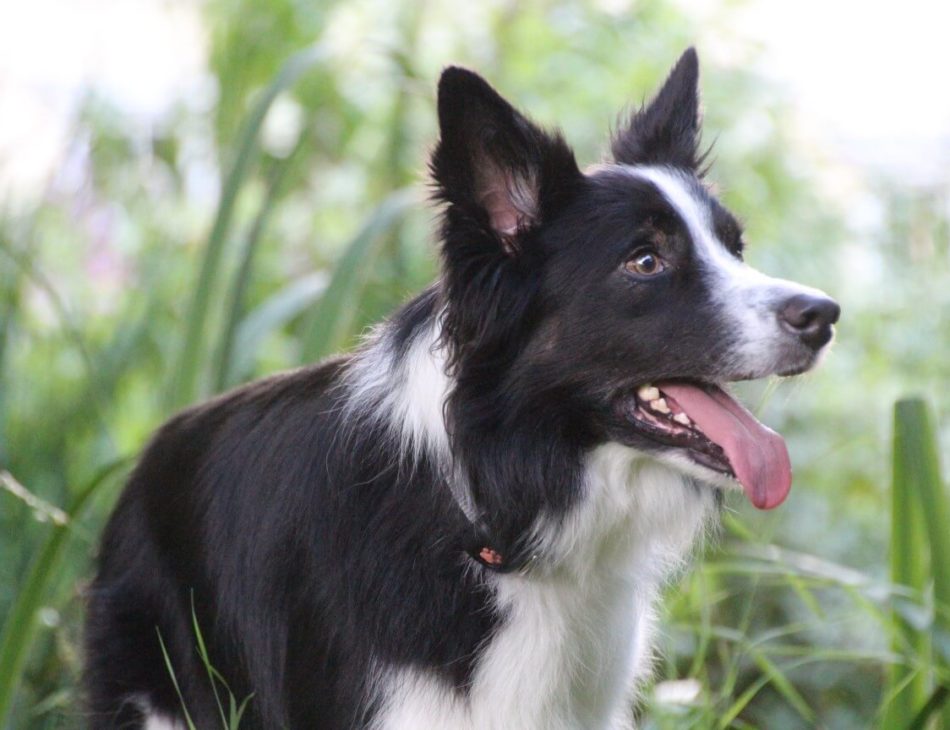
84 48 839 730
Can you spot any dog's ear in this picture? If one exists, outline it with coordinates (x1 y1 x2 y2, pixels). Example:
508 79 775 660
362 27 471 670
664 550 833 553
430 67 581 255
611 47 703 170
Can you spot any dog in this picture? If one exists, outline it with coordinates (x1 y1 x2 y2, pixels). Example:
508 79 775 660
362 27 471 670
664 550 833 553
84 48 839 730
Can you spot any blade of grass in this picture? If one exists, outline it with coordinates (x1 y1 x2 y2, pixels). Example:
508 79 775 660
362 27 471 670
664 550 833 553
1 471 68 526
717 655 826 729
748 650 815 724
908 685 950 730
299 188 416 362
211 130 308 392
171 44 329 408
228 273 328 383
686 570 715 679
784 572 825 619
156 629 197 730
718 672 770 729
0 227 23 460
0 241 115 445
189 595 228 729
232 694 254 729
188 594 253 729
884 397 935 727
0 458 130 726
715 550 768 709
376 0 426 285
895 397 950 728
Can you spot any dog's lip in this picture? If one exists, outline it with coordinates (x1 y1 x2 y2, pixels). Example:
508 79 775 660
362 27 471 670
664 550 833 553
619 379 735 477
776 363 812 377
619 378 792 509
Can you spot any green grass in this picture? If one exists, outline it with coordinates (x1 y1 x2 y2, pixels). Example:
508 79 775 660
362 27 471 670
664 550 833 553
0 460 130 727
156 600 253 730
885 399 950 729
644 396 950 729
299 187 418 362
171 45 331 409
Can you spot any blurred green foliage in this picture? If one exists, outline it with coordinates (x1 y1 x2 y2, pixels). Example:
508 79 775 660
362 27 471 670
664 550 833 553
1 0 948 728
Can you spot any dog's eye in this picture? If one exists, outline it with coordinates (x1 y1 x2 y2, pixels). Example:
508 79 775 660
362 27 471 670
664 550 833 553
624 249 666 277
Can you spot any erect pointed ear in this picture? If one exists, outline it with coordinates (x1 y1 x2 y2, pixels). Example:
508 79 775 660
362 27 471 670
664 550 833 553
430 67 581 254
611 47 704 170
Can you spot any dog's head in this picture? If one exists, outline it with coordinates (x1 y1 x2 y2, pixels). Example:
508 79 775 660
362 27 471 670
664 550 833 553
430 49 838 510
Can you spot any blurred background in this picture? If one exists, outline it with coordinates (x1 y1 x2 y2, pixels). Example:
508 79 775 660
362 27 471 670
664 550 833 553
1 0 948 728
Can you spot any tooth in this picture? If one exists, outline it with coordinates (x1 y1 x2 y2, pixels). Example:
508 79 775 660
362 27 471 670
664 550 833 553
673 412 691 425
638 385 660 401
651 398 671 414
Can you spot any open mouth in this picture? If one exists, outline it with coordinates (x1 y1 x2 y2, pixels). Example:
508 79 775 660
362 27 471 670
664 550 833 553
622 381 792 510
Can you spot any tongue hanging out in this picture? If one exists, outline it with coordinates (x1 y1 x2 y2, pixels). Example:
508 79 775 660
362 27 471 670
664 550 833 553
641 382 792 509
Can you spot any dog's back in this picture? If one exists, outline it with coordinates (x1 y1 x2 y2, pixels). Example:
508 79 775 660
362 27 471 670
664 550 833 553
85 346 504 728
86 360 349 727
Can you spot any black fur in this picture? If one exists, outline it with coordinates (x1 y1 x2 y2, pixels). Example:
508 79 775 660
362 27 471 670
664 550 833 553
85 359 500 729
611 47 705 171
84 49 820 729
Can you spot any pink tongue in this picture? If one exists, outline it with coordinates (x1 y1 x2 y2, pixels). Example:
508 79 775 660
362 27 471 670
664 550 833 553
658 382 792 509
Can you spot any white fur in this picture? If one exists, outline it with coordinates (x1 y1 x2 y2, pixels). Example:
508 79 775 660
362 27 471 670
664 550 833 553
343 315 477 519
343 321 450 460
349 321 716 730
625 165 829 379
143 712 186 730
372 447 713 730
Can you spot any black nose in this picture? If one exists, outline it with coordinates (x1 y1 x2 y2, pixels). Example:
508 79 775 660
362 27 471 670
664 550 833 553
778 293 840 350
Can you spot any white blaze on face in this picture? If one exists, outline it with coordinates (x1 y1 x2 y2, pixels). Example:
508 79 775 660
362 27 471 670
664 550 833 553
622 165 832 379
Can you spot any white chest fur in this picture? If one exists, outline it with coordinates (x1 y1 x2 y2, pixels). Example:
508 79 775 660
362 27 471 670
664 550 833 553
374 445 715 730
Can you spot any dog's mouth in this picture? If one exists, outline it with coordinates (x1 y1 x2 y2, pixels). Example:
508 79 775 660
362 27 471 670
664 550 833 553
621 380 791 510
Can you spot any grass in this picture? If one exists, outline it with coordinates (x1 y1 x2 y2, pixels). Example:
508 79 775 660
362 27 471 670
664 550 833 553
644 397 950 729
299 187 418 362
0 460 130 727
156 600 253 730
171 44 331 409
884 399 950 728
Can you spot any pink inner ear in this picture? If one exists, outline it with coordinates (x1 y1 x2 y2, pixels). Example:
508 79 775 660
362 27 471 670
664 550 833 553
481 187 521 237
476 164 538 252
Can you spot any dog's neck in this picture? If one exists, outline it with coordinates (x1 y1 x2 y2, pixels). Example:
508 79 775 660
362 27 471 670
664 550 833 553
347 305 715 729
346 306 715 573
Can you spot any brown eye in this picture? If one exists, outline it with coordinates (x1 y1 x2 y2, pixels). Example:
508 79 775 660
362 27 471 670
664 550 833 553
624 249 666 277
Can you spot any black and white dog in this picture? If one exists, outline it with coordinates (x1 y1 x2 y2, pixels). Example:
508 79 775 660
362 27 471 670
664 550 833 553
84 49 839 730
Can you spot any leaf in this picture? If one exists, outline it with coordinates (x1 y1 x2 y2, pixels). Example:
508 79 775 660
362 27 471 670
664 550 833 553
171 44 330 408
212 130 311 392
226 273 328 387
892 398 950 728
299 187 417 362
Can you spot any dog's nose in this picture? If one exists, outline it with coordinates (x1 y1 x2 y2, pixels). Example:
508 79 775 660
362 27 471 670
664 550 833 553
777 293 840 350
